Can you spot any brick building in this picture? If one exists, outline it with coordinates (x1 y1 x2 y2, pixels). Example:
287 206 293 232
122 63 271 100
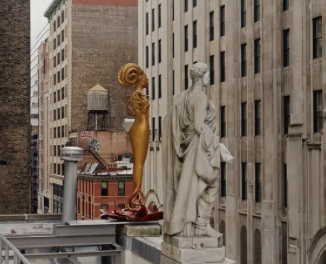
0 0 31 214
77 174 133 220
38 0 138 214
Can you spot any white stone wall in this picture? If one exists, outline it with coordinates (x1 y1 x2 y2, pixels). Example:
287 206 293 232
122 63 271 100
139 0 326 264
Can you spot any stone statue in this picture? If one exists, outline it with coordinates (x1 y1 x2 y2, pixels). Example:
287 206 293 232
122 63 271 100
163 63 234 237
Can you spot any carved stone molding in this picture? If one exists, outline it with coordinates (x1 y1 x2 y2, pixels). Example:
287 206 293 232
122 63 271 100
307 225 326 259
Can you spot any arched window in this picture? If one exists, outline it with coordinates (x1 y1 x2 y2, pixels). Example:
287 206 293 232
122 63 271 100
240 226 248 264
254 229 261 264
219 221 226 246
282 236 287 264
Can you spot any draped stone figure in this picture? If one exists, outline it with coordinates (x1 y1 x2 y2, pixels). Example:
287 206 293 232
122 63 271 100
163 63 234 238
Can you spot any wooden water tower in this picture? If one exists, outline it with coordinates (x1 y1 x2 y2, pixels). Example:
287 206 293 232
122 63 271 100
87 83 109 131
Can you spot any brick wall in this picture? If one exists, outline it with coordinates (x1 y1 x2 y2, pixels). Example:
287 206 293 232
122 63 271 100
0 0 31 214
71 2 138 131
77 178 133 220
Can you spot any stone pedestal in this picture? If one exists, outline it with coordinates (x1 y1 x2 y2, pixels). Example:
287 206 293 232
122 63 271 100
161 235 235 264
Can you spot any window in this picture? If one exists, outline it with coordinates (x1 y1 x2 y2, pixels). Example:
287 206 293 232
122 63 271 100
255 163 261 203
173 70 175 95
159 75 162 98
284 96 290 134
185 25 188 52
54 163 57 174
54 109 57 121
57 16 60 27
221 106 226 137
57 90 60 102
210 55 215 85
152 117 155 141
54 38 56 50
241 0 246 28
89 196 91 219
101 204 108 210
57 71 60 83
173 0 174 21
152 42 155 65
101 182 108 196
193 0 197 7
54 74 57 85
241 44 247 77
54 128 56 139
146 46 149 68
193 20 197 48
173 33 175 58
62 125 64 137
185 65 189 90
241 163 247 200
62 106 64 119
241 102 247 137
61 11 64 23
61 30 64 42
313 90 323 132
57 54 60 65
221 162 226 197
313 17 322 59
220 6 225 37
62 87 65 100
283 0 289 11
146 13 149 35
54 56 56 67
283 164 287 208
159 4 162 28
283 30 290 67
58 127 61 138
159 39 162 63
58 146 61 157
255 39 261 73
185 0 188 12
152 8 155 31
58 164 61 175
118 181 125 196
159 116 162 141
57 108 60 120
255 100 261 136
57 34 60 46
254 0 260 22
254 230 262 264
146 79 149 95
61 68 64 80
53 21 56 32
54 145 57 156
152 77 155 99
220 51 225 82
210 12 214 41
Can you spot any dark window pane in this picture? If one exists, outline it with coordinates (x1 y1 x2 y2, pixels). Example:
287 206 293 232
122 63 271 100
152 77 155 99
283 164 287 208
283 0 289 11
159 75 162 98
221 162 226 197
242 163 247 200
101 182 108 196
220 51 225 82
146 13 149 35
193 20 197 48
255 163 261 203
255 39 261 73
193 0 197 7
241 0 246 28
210 55 214 85
159 4 162 28
254 0 260 22
210 11 214 41
221 106 226 137
284 96 290 134
152 42 155 65
185 0 188 12
220 6 225 37
313 90 323 132
241 102 247 137
159 39 162 63
185 65 189 89
241 44 247 77
146 46 149 68
313 17 322 59
152 117 155 141
255 100 261 136
118 181 125 196
283 30 290 67
152 8 155 31
185 25 188 52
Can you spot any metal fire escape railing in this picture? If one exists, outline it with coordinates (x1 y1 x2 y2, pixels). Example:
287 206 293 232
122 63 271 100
0 234 31 264
88 149 110 169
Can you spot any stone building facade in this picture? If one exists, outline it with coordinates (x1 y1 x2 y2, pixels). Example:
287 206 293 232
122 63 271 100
38 0 138 214
139 1 326 264
0 0 31 214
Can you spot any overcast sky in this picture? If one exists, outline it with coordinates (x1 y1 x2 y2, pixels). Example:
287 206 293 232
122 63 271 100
30 0 53 47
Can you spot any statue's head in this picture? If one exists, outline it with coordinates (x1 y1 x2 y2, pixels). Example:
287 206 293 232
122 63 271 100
190 63 210 88
117 63 148 88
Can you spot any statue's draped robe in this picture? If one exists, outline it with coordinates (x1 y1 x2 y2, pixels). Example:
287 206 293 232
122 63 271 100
163 89 232 236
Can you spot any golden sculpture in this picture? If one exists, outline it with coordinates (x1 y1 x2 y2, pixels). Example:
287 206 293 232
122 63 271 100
117 63 150 212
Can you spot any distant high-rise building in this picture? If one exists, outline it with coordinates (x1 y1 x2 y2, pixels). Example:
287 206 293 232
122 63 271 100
0 0 31 214
139 1 326 264
38 0 138 214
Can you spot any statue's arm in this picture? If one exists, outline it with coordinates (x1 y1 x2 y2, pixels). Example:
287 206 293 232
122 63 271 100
193 93 208 135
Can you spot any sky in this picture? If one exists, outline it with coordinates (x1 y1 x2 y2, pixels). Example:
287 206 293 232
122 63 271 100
30 0 53 47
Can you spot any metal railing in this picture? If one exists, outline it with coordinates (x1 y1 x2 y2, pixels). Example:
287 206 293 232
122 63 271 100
0 234 31 264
